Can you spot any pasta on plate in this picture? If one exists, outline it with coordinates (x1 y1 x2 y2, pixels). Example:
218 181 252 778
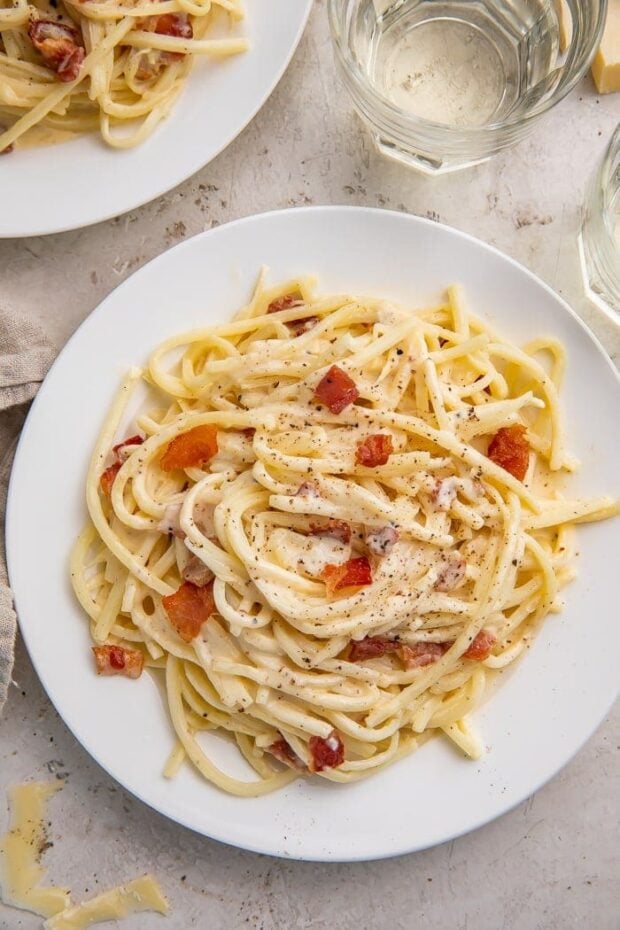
70 273 619 796
0 0 247 152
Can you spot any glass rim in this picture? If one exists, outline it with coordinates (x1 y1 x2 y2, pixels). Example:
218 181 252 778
599 122 620 200
594 122 620 244
327 0 608 139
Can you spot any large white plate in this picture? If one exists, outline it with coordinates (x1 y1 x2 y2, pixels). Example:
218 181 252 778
7 207 620 861
0 0 311 238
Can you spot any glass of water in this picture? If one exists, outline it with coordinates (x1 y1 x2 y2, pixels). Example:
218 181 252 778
579 125 620 320
328 0 607 174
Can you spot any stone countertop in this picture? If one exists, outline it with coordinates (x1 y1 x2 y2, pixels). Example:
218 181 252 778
1 3 618 928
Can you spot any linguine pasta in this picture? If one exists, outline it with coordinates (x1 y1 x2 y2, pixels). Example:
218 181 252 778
70 273 619 796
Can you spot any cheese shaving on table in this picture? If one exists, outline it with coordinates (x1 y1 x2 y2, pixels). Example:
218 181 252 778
0 781 71 917
43 875 169 930
0 781 169 928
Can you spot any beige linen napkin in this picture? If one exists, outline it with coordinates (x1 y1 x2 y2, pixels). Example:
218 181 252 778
0 309 55 712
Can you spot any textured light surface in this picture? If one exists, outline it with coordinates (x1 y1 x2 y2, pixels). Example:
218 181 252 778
0 3 618 927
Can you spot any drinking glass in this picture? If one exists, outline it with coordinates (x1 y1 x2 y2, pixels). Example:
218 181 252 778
579 124 620 320
328 0 607 174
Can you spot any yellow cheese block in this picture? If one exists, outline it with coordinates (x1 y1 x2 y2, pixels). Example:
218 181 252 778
0 781 71 918
592 0 620 93
554 0 572 52
43 875 169 930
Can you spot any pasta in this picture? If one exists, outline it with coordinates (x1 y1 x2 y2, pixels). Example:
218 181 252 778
0 0 247 152
70 273 619 796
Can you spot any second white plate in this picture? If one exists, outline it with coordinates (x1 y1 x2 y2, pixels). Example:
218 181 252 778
0 0 312 238
7 207 620 860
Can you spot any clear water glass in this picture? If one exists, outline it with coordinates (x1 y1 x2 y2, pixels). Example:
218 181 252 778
328 0 607 174
579 125 620 320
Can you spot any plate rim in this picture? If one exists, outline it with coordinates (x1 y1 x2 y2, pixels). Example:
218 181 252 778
7 205 620 862
0 0 313 239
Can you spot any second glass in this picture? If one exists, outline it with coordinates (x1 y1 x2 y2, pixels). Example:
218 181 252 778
579 124 620 320
328 0 607 174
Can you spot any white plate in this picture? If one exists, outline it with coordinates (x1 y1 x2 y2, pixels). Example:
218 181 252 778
7 207 620 861
0 0 311 238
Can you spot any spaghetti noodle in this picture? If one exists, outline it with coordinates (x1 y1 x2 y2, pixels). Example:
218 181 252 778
70 273 619 796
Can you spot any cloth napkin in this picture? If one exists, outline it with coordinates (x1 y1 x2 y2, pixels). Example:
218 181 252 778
0 309 55 713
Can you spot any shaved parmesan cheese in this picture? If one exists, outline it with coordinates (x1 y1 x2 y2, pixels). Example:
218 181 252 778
43 875 169 930
209 430 254 472
0 783 168 930
269 527 351 577
377 301 408 325
431 477 459 511
0 781 71 918
157 501 184 537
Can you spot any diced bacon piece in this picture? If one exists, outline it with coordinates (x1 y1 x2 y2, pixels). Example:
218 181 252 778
400 642 449 670
313 365 359 414
29 20 84 83
54 43 83 81
463 629 496 661
348 636 400 662
432 477 459 511
289 316 319 336
267 293 302 313
320 556 372 595
268 738 306 772
308 519 351 543
296 481 320 499
92 645 144 679
162 580 215 642
266 294 318 335
135 51 167 81
434 554 466 592
100 434 144 495
99 461 121 497
182 553 214 587
112 434 144 461
355 434 393 467
241 428 256 439
308 730 344 773
160 424 218 471
365 525 399 556
487 425 530 481
137 8 193 75
157 501 185 539
134 13 191 75
149 12 193 38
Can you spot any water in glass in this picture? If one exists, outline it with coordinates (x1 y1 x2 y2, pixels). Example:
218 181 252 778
363 0 560 128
